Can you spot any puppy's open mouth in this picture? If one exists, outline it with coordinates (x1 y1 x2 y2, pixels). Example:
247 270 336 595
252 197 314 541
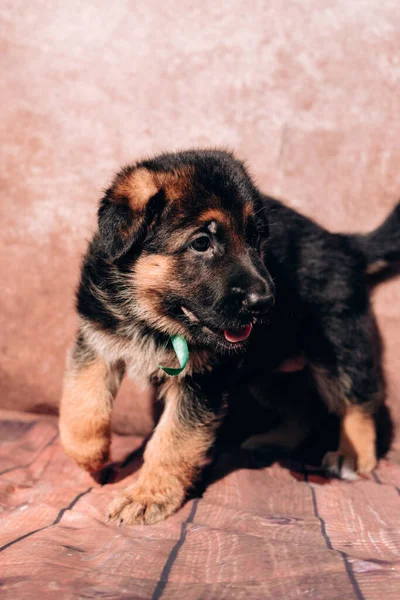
180 305 253 344
223 324 253 342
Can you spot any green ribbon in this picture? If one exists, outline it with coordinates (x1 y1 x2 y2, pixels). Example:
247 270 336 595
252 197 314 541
158 335 189 376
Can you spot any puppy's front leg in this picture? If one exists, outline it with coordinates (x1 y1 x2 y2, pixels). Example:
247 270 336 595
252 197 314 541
59 334 124 472
107 379 222 525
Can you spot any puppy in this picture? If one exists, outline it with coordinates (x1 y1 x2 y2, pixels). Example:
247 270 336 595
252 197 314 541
59 149 400 525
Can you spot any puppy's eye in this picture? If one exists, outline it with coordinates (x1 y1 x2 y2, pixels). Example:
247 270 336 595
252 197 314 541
190 235 211 252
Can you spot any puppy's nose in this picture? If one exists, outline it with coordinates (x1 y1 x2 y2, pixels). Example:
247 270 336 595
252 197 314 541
243 287 273 314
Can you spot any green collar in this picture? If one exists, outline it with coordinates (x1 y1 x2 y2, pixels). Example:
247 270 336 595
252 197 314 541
158 335 189 376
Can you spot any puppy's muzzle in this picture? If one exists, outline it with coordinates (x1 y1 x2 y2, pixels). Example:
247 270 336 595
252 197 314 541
242 289 274 315
230 279 274 316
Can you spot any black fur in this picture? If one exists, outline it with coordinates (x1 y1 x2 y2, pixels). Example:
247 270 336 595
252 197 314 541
76 149 400 464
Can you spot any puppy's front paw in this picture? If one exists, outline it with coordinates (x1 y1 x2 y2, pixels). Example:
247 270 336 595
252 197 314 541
60 431 110 473
106 480 185 526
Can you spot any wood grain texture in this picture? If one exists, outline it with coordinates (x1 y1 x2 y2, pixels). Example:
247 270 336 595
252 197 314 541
1 411 399 599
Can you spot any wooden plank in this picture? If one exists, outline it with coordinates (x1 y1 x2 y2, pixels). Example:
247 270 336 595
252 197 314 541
311 477 400 598
2 412 400 599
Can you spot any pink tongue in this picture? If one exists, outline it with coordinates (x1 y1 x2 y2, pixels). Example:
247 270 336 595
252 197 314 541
224 323 253 343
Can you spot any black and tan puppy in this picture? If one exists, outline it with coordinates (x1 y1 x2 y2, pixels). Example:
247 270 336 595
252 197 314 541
59 149 400 525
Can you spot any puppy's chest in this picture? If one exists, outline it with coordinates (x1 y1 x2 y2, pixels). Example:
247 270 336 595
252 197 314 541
82 322 212 386
124 344 207 386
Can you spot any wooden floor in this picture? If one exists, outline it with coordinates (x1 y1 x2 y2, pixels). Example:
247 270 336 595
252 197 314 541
1 410 399 599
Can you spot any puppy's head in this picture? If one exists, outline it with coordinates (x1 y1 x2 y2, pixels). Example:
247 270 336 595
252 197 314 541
98 149 274 351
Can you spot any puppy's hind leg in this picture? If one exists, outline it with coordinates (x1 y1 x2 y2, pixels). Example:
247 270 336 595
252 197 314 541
310 310 383 479
322 404 377 478
59 332 124 472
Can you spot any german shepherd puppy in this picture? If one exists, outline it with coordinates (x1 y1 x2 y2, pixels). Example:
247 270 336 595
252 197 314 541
59 149 400 525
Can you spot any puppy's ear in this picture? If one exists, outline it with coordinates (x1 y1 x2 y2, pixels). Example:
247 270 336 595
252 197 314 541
97 166 166 260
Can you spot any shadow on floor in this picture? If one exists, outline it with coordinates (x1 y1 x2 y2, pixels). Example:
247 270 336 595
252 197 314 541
93 370 394 496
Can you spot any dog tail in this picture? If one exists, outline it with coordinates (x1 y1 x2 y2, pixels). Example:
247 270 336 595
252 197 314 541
351 202 400 275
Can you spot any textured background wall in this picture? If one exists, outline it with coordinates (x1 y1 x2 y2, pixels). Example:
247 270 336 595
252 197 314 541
1 0 400 433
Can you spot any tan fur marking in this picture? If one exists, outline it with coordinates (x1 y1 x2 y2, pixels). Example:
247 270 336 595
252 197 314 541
134 253 172 291
243 202 254 220
132 253 189 338
162 165 194 201
199 207 246 252
107 380 219 525
59 356 122 472
146 379 216 482
198 208 232 228
115 167 159 210
114 164 194 214
338 405 377 474
312 364 379 475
